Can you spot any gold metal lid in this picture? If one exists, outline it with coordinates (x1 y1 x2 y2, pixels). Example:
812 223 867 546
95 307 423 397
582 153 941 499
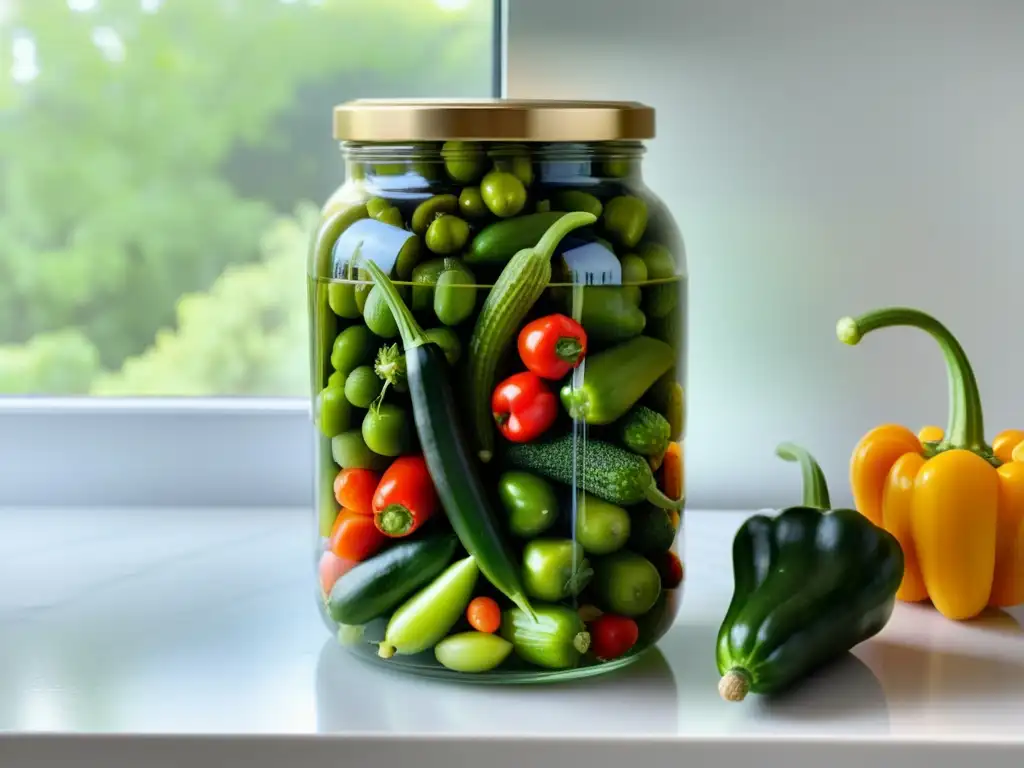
333 99 655 142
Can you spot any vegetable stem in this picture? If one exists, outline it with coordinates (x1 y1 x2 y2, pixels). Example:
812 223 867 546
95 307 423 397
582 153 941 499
572 631 592 655
775 442 831 510
360 254 430 349
836 308 986 454
554 336 584 363
376 504 414 536
644 483 685 511
718 669 750 702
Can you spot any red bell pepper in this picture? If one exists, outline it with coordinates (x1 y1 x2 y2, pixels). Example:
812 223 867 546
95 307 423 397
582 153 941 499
491 371 558 443
517 314 588 380
372 456 439 537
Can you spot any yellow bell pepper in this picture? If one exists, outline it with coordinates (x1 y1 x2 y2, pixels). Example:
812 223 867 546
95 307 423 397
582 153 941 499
837 307 1024 620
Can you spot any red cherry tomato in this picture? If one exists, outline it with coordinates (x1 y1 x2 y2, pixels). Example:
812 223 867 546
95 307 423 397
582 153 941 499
517 314 588 380
658 551 684 590
491 371 558 443
590 614 640 660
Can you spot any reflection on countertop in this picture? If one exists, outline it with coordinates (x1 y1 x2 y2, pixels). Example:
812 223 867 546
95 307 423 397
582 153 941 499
0 506 1021 742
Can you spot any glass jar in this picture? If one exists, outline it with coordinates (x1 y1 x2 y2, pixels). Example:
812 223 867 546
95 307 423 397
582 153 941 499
308 100 687 682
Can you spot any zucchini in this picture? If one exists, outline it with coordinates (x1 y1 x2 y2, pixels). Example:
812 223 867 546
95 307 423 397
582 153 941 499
617 405 671 457
466 212 597 462
465 211 571 266
359 257 537 619
503 435 683 511
560 335 674 425
327 534 458 625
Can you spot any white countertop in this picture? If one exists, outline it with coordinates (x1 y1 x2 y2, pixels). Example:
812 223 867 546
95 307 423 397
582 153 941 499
1 506 1023 767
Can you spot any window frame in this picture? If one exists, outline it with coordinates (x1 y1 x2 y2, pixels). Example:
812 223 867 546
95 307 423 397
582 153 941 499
0 0 508 508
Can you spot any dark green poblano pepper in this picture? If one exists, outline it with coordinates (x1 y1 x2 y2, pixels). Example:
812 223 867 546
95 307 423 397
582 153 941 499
716 442 904 702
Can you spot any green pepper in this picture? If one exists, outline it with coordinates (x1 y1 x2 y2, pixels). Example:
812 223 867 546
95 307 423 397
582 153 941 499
501 605 591 670
378 556 480 659
716 442 904 702
558 286 646 345
602 195 648 248
497 471 559 538
560 335 674 425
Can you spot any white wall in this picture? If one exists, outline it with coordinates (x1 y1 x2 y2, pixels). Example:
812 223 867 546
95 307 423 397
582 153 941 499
506 0 1024 510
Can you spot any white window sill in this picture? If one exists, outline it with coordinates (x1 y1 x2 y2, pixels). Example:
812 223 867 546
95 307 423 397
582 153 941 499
0 507 1021 767
0 398 312 508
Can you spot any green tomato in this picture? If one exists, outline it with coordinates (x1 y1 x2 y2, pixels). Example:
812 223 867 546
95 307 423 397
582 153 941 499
362 404 411 457
575 493 631 555
327 370 346 389
497 471 559 538
522 539 592 602
411 194 459 236
330 325 375 375
593 551 662 617
344 365 384 409
434 631 513 673
316 386 352 439
480 170 527 218
331 430 388 470
425 214 470 255
363 285 399 338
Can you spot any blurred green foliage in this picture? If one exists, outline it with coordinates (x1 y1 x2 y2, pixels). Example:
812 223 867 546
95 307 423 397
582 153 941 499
0 0 492 395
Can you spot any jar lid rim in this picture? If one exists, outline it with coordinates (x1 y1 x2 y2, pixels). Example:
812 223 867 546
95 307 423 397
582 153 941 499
333 98 655 142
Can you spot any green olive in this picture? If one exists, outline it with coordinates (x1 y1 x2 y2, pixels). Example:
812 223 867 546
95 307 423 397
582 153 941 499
552 190 603 218
425 214 470 255
363 284 399 338
442 141 485 183
365 197 390 219
373 162 406 176
344 365 384 409
620 253 648 284
327 282 361 320
410 257 447 312
375 205 404 229
330 325 375 375
433 260 476 326
394 236 422 281
480 170 527 218
411 194 459 236
602 195 648 249
458 186 488 219
494 153 534 187
316 385 352 438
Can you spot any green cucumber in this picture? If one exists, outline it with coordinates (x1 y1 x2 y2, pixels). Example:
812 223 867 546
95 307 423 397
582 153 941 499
500 605 591 670
467 212 597 462
617 405 671 457
435 631 513 673
503 435 682 511
327 534 458 626
465 211 571 265
560 336 674 425
378 555 479 658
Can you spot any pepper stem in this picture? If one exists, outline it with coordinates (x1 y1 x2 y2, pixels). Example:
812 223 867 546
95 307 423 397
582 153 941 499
360 253 430 350
573 631 592 655
644 482 685 511
719 669 750 702
375 504 414 537
555 336 584 364
775 442 831 510
837 307 986 453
